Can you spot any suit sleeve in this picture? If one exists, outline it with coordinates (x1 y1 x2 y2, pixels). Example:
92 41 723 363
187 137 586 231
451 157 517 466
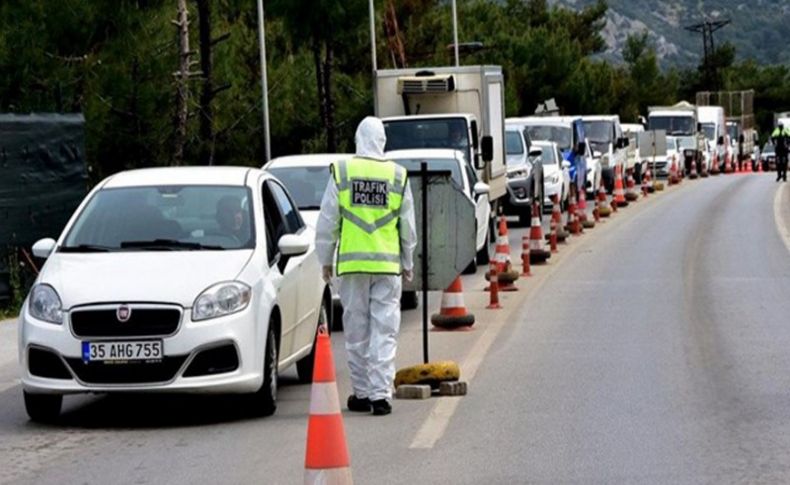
399 181 417 272
315 178 340 267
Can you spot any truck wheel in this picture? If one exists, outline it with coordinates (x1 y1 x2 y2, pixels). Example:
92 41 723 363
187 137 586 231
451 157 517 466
24 391 62 423
296 299 330 383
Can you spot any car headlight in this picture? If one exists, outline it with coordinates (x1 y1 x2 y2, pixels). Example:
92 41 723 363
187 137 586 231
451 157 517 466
550 173 561 184
28 284 63 324
193 282 251 321
508 168 530 180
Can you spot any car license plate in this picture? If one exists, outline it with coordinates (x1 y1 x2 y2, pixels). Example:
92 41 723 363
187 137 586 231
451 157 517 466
82 340 163 363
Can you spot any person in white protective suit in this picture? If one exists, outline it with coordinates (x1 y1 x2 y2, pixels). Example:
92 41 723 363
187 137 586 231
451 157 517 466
315 116 417 416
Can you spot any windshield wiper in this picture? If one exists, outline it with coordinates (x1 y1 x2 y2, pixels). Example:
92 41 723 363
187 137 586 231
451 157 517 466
119 239 225 251
299 205 322 211
59 244 114 253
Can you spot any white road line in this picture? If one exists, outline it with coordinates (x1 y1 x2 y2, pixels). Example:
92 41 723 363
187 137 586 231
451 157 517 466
774 183 790 254
409 183 685 449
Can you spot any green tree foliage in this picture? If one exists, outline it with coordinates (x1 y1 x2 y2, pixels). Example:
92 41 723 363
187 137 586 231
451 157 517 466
1 0 788 181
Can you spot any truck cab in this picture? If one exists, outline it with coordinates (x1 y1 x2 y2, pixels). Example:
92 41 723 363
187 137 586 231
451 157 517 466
374 66 506 214
581 115 629 193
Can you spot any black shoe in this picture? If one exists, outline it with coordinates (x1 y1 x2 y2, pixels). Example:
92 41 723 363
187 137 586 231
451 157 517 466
347 395 371 412
371 399 392 416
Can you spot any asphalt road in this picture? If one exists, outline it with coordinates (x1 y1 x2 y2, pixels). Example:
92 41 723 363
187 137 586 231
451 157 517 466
2 175 790 484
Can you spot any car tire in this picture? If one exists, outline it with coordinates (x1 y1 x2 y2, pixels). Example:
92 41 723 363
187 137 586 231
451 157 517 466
476 224 491 265
24 391 62 423
463 258 477 275
401 290 418 310
296 299 330 383
252 324 278 416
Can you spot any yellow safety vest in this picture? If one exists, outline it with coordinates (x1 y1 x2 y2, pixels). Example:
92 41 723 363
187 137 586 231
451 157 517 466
333 157 407 276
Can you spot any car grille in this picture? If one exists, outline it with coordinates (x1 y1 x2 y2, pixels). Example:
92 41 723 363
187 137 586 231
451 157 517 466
64 356 188 384
70 306 182 338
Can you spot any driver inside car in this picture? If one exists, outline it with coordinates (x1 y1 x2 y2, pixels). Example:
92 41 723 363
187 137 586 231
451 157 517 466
215 195 248 244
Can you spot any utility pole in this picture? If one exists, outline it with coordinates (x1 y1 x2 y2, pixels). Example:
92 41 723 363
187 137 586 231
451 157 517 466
685 19 731 91
256 0 271 163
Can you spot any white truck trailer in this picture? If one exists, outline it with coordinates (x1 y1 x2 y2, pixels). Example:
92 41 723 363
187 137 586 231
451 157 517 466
374 65 507 211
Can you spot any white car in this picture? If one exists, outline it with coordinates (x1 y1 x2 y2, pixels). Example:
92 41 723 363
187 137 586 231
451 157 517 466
647 136 681 178
265 153 423 311
385 149 491 271
535 141 571 209
264 153 351 319
19 167 329 422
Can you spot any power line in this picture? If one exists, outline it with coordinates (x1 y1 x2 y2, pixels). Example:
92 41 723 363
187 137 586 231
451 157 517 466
685 19 731 90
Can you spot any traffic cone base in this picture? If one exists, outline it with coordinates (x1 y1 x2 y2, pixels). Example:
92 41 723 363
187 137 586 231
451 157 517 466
431 277 475 329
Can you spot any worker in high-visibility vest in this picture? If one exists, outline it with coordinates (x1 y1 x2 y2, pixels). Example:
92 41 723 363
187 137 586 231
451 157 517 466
772 123 790 182
315 116 417 416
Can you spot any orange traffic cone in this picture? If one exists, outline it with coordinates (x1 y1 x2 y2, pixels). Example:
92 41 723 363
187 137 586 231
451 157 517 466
304 329 352 485
520 232 531 277
710 153 720 175
724 153 733 173
492 214 519 291
493 215 511 273
644 169 655 193
758 159 764 172
566 190 581 235
734 158 740 173
689 158 699 179
669 159 680 185
431 277 475 329
597 185 612 217
613 165 629 207
625 172 639 201
529 202 550 264
487 261 502 309
745 158 752 173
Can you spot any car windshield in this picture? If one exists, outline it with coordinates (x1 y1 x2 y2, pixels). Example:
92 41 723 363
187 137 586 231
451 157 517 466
701 123 716 141
269 166 331 210
649 115 695 135
582 120 614 144
727 123 740 140
525 125 572 151
535 145 556 166
506 130 524 155
62 185 255 251
667 137 679 152
383 119 472 165
391 158 463 187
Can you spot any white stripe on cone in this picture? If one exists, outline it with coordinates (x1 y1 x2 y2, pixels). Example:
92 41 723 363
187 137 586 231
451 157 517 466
304 467 353 485
440 293 465 308
529 239 545 251
309 382 342 416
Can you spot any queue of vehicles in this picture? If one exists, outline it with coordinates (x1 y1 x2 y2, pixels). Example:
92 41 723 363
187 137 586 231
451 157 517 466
17 59 770 423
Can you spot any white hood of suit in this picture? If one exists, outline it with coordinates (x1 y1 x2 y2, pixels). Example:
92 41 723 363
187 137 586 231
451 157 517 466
355 116 387 160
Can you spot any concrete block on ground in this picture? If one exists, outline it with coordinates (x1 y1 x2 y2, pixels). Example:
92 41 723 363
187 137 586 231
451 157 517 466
439 381 468 396
396 384 432 400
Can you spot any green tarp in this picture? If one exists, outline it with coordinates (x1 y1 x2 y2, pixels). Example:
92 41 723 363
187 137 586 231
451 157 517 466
1 113 88 302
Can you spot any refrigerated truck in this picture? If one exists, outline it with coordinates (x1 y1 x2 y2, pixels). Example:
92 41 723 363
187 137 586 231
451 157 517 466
374 65 507 211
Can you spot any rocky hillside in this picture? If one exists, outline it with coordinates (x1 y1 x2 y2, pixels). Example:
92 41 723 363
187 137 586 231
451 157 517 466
552 0 790 66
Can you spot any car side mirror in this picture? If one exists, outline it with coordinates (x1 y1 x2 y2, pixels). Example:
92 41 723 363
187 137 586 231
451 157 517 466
481 135 493 163
473 182 490 196
576 141 586 155
718 136 724 145
528 148 543 159
739 134 745 144
470 120 479 150
32 238 57 259
561 160 571 169
278 234 309 257
592 150 603 159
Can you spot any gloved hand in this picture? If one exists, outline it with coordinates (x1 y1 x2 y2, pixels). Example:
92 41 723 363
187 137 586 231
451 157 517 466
403 269 413 282
322 266 333 283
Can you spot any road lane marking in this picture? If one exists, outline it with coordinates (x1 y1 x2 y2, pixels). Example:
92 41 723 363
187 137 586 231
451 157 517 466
774 183 790 254
409 182 691 449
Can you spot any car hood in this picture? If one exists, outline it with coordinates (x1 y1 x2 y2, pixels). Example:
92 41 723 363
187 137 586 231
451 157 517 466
39 250 254 309
543 164 561 178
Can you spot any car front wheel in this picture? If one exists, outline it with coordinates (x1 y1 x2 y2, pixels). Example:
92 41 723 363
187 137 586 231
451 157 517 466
252 324 278 416
24 391 62 423
296 299 329 383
